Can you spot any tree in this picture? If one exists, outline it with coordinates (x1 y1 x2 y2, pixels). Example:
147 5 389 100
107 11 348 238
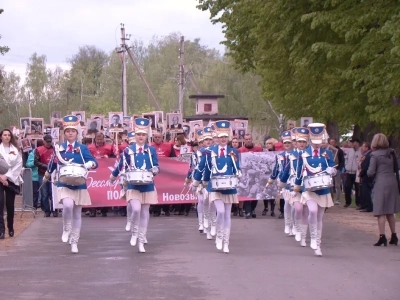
0 9 9 56
197 0 400 137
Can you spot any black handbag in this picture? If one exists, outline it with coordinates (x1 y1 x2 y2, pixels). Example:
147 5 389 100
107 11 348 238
6 180 21 195
390 149 400 194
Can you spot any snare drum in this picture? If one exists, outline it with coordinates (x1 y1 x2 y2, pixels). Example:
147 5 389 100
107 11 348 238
303 173 333 192
125 169 153 185
211 175 238 190
58 164 88 186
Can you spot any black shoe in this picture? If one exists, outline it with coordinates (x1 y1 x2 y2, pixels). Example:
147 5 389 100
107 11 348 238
251 211 256 218
184 211 189 216
359 209 372 212
9 230 14 237
262 209 267 216
270 212 275 217
389 233 398 246
53 212 58 217
238 209 244 217
0 233 4 239
45 212 51 217
153 211 161 217
245 213 252 219
233 211 238 216
278 213 284 219
343 204 350 208
374 234 387 246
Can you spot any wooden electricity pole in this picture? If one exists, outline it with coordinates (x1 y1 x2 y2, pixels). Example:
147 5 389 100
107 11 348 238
178 36 185 113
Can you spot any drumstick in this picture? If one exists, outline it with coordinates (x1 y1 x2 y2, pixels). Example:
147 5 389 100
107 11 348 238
180 186 187 194
314 164 338 176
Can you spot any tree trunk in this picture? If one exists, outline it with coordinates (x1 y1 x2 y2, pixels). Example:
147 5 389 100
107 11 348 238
326 121 339 140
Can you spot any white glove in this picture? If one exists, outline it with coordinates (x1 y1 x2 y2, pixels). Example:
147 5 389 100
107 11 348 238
290 191 298 197
191 184 197 192
151 166 160 175
236 170 242 178
110 174 117 184
84 161 95 170
326 167 336 176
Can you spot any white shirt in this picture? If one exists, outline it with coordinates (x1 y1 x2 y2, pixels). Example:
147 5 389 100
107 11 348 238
136 144 145 153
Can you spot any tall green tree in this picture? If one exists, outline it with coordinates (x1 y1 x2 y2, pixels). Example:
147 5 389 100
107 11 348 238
0 9 9 56
197 0 400 137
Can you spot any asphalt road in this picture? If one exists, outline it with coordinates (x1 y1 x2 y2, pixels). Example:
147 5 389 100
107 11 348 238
0 209 399 300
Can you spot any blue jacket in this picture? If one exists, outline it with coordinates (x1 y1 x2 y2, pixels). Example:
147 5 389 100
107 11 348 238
294 146 335 195
50 142 98 190
186 151 199 180
25 150 39 181
194 145 240 195
112 143 159 193
280 149 302 191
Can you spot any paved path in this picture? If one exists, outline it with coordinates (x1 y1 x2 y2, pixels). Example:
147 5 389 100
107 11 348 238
0 209 399 300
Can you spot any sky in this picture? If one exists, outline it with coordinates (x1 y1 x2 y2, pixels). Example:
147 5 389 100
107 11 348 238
0 0 225 83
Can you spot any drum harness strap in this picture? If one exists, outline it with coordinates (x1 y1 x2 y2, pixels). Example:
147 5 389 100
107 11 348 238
128 146 158 173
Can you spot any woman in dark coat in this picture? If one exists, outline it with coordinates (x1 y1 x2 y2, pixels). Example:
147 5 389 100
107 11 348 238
367 133 400 246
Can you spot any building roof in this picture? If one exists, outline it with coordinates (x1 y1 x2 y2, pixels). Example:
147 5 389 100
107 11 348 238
188 94 225 99
184 114 248 121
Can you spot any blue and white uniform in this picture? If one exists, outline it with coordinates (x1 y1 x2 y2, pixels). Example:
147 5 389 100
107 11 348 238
193 121 241 253
110 118 159 253
50 115 98 254
292 123 336 256
192 127 215 239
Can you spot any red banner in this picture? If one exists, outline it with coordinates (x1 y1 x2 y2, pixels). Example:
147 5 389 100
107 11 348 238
53 157 253 207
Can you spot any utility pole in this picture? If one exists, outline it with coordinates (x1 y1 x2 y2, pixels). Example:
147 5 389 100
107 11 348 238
124 44 161 111
117 23 129 116
178 36 184 113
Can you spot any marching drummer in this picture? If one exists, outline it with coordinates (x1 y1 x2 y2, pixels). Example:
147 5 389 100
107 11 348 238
192 121 241 253
192 127 215 240
292 123 336 256
46 115 98 254
266 130 294 236
110 118 159 253
280 128 310 247
184 137 202 231
122 131 136 232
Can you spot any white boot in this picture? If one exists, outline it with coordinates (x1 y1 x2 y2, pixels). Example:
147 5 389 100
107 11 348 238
198 213 204 232
215 227 223 250
210 210 217 236
61 220 72 243
294 220 302 242
125 217 131 232
144 235 148 244
138 230 146 253
309 224 318 250
130 223 139 246
288 219 295 236
300 224 308 247
71 244 79 254
284 216 290 234
292 222 297 236
70 229 80 254
223 229 230 254
314 230 322 256
206 228 213 240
